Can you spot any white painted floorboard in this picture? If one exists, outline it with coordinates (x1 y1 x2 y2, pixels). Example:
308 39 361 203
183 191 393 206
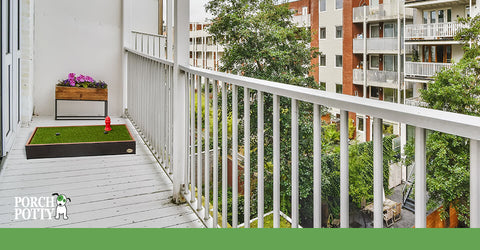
0 117 204 228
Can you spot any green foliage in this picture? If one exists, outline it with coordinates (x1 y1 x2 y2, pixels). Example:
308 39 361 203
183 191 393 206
404 15 480 227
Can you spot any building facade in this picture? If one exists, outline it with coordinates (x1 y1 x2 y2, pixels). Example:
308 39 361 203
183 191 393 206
189 22 224 71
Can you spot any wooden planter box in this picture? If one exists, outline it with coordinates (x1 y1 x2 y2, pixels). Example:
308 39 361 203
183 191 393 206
55 86 108 101
55 86 108 120
25 125 136 159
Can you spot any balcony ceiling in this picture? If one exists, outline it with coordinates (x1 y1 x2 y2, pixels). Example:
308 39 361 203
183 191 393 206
405 0 474 9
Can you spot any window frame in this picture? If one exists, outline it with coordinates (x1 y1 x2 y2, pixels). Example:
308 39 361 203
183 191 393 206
335 26 343 39
320 27 326 39
335 55 343 68
320 54 326 67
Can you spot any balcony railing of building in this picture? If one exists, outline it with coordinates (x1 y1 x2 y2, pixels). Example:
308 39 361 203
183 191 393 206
405 22 466 40
353 1 414 23
131 31 167 59
353 69 402 89
353 37 412 54
292 14 311 27
124 41 480 228
404 61 453 78
405 96 428 107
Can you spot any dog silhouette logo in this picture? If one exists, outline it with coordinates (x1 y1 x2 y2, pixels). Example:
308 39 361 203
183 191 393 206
52 193 71 220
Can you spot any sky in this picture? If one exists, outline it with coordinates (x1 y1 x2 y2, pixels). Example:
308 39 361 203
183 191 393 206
189 0 297 22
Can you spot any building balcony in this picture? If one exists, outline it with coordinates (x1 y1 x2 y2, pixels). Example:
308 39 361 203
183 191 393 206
405 0 474 9
292 14 311 27
353 1 414 23
353 37 412 54
353 69 402 89
404 61 453 79
405 22 466 41
405 96 428 107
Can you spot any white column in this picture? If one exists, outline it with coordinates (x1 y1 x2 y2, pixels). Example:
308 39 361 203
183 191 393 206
340 110 349 228
373 118 383 228
122 0 133 112
172 0 189 203
167 0 174 60
471 139 480 228
363 6 367 98
415 127 426 228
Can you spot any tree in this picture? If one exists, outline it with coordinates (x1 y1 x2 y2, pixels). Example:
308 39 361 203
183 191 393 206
405 15 480 227
206 0 321 226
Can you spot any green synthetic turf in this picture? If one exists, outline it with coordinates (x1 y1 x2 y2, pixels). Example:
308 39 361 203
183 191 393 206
29 125 133 144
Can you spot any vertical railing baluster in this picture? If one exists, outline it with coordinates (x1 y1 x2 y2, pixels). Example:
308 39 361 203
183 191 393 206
232 85 239 228
169 66 174 174
160 63 165 164
291 99 299 228
313 104 321 228
197 76 203 211
415 127 426 228
257 91 264 228
205 78 211 221
184 72 190 194
373 117 383 228
213 80 219 227
471 139 480 228
190 73 196 202
244 87 251 228
222 82 228 228
273 94 280 228
340 110 349 228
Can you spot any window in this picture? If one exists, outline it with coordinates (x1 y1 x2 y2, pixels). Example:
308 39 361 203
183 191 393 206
320 55 326 66
383 55 396 72
371 0 379 8
438 10 445 23
357 117 364 132
384 23 396 38
467 5 470 18
336 26 343 38
370 55 379 69
320 82 326 90
336 0 343 10
370 24 380 38
320 27 326 39
370 86 380 99
423 11 428 24
384 88 397 103
302 7 308 16
336 84 343 94
320 0 326 12
335 55 343 67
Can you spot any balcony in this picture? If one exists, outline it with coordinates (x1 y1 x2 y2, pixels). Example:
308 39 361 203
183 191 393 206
353 69 402 89
405 96 428 107
353 1 414 23
353 37 412 54
405 22 466 41
292 14 311 27
404 61 453 78
405 0 474 8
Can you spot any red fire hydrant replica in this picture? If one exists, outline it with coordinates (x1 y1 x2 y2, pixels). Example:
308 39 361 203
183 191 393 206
105 116 112 132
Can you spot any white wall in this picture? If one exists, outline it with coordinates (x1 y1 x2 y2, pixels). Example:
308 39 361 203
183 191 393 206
33 0 123 117
131 0 159 33
20 0 35 124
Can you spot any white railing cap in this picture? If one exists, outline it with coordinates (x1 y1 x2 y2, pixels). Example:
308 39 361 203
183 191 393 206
179 64 480 140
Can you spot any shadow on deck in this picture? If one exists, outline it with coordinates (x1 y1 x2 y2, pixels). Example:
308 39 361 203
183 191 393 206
0 117 204 228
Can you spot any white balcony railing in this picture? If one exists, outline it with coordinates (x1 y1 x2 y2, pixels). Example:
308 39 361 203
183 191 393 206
131 31 167 59
125 41 480 229
353 1 414 23
292 14 311 27
353 37 412 54
405 22 466 40
404 61 453 78
405 96 428 107
353 69 401 88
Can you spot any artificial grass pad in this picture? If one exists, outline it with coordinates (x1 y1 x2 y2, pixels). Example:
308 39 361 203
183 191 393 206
29 125 133 144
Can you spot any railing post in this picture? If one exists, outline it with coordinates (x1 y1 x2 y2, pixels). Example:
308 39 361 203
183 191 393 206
172 0 189 203
471 139 480 228
373 118 383 228
340 110 349 228
415 127 426 228
167 0 174 60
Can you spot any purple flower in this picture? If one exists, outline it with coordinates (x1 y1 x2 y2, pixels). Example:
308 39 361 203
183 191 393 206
68 73 76 80
85 76 94 82
77 75 86 83
69 79 76 86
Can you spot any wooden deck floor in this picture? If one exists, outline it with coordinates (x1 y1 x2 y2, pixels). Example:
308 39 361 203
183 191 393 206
0 117 204 228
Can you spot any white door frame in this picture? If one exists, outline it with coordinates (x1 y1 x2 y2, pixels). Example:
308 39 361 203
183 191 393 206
1 0 20 156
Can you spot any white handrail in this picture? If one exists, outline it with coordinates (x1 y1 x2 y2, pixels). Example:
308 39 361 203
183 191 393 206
405 22 466 40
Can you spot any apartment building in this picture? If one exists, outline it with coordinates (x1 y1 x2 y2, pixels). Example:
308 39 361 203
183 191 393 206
189 22 224 70
404 0 477 107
